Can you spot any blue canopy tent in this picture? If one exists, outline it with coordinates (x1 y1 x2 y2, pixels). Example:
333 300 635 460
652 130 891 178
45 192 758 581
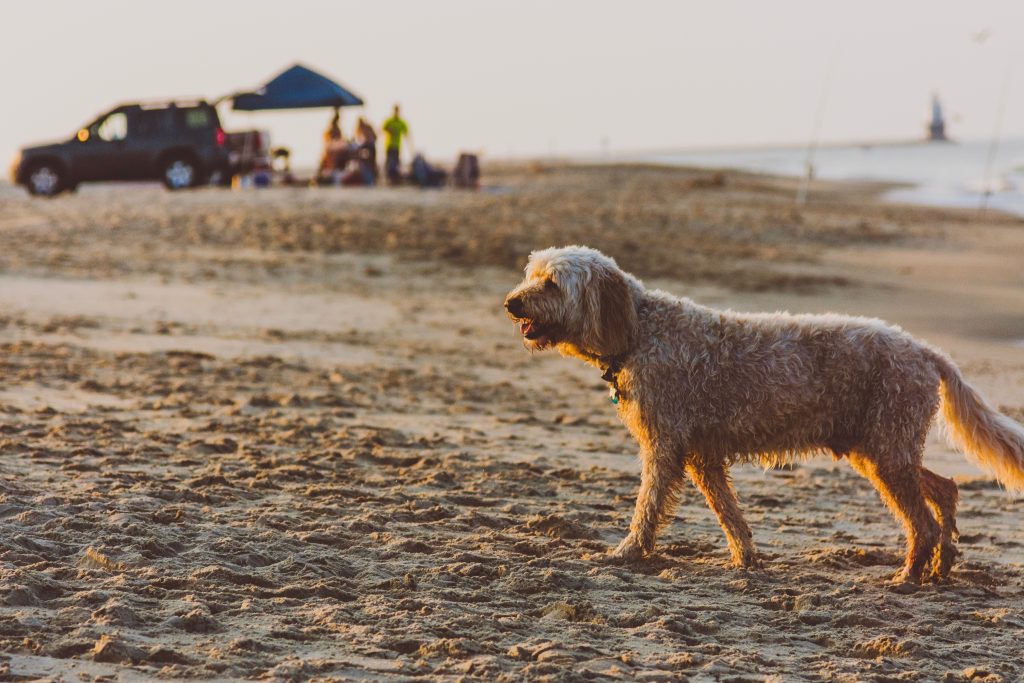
231 63 363 111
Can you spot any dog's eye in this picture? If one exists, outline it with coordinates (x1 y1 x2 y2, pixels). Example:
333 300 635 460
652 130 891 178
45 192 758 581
545 278 559 290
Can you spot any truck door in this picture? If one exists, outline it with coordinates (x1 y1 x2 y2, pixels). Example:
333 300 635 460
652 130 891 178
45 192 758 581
132 108 179 179
72 110 134 181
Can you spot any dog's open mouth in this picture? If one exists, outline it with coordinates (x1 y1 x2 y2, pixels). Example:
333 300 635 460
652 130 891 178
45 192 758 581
519 320 543 339
518 319 553 347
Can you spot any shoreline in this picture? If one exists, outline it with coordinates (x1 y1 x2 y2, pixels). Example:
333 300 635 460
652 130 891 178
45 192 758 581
604 138 1024 219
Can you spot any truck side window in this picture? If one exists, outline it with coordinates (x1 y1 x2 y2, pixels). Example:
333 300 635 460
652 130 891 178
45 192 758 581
137 109 175 137
96 112 128 142
184 108 211 128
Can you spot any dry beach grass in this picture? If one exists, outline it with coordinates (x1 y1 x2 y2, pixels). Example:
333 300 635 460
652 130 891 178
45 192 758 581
0 165 1022 681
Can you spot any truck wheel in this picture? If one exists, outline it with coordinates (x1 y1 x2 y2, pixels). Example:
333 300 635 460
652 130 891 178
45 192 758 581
162 156 199 190
26 162 65 197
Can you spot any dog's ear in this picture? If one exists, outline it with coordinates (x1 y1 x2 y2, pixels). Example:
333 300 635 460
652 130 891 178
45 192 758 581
592 265 636 357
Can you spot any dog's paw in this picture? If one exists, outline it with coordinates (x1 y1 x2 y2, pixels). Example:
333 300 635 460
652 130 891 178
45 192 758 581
604 537 645 564
888 576 921 594
889 567 923 588
731 549 764 570
926 542 960 583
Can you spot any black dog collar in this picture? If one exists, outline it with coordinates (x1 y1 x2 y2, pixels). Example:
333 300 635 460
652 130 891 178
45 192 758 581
600 356 625 404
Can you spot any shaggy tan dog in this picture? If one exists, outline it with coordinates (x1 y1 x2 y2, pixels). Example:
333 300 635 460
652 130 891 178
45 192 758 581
504 245 1024 583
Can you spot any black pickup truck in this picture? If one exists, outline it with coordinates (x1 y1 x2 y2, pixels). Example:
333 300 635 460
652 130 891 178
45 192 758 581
10 100 230 196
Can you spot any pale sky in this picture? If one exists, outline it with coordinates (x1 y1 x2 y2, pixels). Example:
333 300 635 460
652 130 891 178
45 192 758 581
2 0 1023 169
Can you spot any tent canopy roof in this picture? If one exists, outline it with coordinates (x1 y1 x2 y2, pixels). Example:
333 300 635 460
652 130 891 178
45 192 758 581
232 63 363 111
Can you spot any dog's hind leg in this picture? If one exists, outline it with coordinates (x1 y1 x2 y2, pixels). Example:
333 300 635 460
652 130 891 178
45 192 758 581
609 454 685 562
685 461 762 569
920 466 960 580
848 452 940 584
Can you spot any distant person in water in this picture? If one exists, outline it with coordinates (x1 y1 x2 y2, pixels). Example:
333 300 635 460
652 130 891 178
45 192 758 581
382 104 409 185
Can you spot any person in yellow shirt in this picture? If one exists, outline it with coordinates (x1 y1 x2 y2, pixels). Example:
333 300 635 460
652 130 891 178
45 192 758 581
382 104 409 184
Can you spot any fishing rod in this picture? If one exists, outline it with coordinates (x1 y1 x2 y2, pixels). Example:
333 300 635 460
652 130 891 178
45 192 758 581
796 56 839 207
980 60 1012 215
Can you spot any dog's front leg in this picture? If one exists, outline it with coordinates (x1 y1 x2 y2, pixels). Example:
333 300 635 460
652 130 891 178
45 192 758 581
608 452 683 562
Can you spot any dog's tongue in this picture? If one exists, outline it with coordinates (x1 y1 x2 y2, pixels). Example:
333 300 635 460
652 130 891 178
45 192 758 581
520 321 535 336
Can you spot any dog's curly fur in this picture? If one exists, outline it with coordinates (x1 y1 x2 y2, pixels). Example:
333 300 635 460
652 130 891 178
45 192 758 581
504 245 1024 583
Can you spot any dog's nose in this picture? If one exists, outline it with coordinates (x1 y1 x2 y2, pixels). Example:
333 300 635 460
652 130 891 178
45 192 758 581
505 296 525 317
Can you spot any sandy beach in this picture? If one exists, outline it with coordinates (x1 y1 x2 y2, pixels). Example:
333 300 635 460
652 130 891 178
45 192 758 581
1 165 1022 682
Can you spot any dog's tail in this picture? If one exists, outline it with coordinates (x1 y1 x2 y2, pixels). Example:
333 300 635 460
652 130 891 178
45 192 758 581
927 348 1024 492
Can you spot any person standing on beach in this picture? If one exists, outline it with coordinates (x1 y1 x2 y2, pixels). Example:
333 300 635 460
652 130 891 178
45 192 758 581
319 107 347 179
325 107 342 143
356 117 378 185
382 104 409 185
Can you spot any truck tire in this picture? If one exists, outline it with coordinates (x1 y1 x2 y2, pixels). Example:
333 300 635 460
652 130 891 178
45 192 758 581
25 161 66 197
162 155 200 190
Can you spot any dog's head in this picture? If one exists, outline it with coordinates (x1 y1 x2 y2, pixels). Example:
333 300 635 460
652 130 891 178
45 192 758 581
503 246 637 357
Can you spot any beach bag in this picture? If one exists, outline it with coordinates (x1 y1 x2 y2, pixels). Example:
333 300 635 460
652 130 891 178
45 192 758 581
412 154 447 188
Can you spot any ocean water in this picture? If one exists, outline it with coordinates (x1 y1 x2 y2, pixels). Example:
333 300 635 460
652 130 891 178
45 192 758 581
639 138 1024 218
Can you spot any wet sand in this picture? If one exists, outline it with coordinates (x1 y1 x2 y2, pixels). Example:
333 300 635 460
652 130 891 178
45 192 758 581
0 166 1022 681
